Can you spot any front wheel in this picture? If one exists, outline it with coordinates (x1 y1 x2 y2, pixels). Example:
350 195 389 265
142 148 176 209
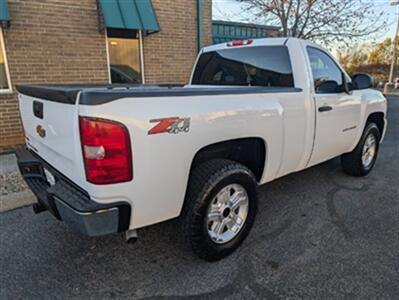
341 122 381 177
181 159 258 261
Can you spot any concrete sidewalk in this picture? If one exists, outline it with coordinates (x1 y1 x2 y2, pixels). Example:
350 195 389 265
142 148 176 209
0 153 36 212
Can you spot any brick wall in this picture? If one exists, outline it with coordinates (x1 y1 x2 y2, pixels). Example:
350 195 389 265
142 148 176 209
0 0 212 148
143 0 212 84
0 0 109 148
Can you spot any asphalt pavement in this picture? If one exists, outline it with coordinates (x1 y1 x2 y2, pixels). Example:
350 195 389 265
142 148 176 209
1 96 398 299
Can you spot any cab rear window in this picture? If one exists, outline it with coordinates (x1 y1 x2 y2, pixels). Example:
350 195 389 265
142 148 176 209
192 46 294 87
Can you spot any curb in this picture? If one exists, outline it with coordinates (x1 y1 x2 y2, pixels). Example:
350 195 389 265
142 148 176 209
0 190 36 213
0 153 36 213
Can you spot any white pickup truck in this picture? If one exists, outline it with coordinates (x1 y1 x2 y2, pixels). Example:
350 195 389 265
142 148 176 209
16 38 387 261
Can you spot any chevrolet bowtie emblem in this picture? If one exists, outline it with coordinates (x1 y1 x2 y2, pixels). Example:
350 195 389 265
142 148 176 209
36 125 46 138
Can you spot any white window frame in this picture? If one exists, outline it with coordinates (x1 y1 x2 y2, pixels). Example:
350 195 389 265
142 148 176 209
105 30 145 84
0 28 12 94
139 30 145 84
105 30 111 84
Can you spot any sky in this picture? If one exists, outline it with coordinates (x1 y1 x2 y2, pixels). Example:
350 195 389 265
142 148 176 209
213 0 398 44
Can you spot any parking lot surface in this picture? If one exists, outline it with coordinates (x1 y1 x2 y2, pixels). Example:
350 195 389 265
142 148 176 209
1 96 398 299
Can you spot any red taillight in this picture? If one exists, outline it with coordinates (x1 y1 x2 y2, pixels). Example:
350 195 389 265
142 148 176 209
79 116 132 185
227 39 253 47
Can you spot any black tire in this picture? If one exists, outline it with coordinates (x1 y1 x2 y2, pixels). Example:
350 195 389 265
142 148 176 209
341 122 381 177
181 159 258 261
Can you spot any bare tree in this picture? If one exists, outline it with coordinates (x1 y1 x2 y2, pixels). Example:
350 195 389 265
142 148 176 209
237 0 388 46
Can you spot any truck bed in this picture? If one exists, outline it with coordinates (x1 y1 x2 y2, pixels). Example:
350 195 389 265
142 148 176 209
16 84 302 106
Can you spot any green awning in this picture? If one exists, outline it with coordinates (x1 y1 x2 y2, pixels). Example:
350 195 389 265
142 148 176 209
99 0 160 32
0 0 11 21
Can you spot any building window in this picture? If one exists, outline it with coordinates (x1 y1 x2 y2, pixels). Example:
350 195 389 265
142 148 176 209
0 29 11 92
107 29 143 84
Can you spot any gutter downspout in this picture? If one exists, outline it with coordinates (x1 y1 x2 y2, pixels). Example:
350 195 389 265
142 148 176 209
197 0 203 52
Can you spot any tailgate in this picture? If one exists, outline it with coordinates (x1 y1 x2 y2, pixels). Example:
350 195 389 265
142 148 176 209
18 89 83 185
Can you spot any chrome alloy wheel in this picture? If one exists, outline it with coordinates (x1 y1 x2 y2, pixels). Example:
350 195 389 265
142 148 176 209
362 134 377 169
206 184 249 244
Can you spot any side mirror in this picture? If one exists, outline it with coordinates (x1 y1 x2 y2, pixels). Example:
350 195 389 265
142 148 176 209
352 73 373 90
316 80 339 93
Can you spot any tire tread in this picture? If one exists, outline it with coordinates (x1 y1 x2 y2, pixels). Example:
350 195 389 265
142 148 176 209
181 159 257 261
341 122 380 177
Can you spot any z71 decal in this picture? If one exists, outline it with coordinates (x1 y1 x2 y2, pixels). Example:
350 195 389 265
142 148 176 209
148 117 190 135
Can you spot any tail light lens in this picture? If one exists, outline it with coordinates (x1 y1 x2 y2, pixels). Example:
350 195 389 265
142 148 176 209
79 116 132 184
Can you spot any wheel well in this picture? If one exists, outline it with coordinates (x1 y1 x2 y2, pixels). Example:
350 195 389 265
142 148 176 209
191 138 266 182
366 112 384 139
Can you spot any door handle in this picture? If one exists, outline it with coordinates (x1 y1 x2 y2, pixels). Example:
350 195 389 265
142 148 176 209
318 105 333 112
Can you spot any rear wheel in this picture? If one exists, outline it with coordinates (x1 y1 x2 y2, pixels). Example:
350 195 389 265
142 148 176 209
341 123 380 177
181 159 258 261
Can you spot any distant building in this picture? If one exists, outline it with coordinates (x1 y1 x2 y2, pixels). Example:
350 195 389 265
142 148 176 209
212 20 281 44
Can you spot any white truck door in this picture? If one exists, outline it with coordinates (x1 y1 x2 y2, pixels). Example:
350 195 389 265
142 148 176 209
306 46 362 167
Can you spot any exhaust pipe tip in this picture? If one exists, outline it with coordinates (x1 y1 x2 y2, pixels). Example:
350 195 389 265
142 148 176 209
126 237 138 244
32 203 47 214
125 229 138 244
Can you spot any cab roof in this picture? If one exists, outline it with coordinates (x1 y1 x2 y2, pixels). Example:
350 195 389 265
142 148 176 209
201 37 322 53
202 37 290 53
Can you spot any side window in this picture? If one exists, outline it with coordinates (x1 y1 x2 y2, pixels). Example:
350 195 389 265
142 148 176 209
0 29 11 92
307 47 343 93
192 46 294 87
